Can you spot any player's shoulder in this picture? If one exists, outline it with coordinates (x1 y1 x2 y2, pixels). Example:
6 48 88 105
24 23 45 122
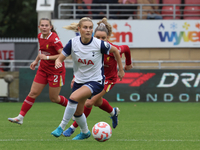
50 32 59 39
49 32 62 44
38 33 42 39
93 37 101 43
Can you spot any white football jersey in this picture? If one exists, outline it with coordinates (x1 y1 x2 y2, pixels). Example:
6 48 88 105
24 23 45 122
62 36 111 83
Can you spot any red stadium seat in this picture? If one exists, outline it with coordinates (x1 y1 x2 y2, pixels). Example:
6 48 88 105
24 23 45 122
184 0 200 4
162 6 181 19
83 0 92 14
162 0 181 4
183 6 200 19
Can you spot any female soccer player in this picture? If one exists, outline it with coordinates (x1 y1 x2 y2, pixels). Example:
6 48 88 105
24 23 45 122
8 18 68 125
63 18 133 137
51 17 125 140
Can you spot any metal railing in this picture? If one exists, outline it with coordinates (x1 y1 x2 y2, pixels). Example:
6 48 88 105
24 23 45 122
58 3 200 19
1 60 200 71
0 38 38 43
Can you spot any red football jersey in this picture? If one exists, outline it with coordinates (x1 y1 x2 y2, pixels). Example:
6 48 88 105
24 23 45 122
104 42 132 82
38 32 65 75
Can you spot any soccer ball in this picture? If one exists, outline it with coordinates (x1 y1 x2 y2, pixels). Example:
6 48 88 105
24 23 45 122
92 121 112 142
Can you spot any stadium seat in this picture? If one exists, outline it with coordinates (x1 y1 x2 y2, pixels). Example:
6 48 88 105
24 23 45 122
83 0 92 14
162 6 181 19
162 0 181 4
183 6 200 20
184 0 200 4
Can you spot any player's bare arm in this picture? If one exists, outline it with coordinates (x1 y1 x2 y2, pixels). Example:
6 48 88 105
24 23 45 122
109 46 125 81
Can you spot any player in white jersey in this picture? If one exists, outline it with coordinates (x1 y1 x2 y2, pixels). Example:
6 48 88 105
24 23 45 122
51 17 125 140
65 35 109 83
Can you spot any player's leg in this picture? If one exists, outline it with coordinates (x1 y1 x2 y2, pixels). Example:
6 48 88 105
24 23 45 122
98 98 120 128
94 82 120 128
8 81 46 124
63 105 92 137
51 84 91 138
49 87 68 107
63 90 105 137
48 73 68 107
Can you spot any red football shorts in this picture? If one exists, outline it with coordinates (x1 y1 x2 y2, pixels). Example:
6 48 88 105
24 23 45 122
34 69 65 87
104 79 116 93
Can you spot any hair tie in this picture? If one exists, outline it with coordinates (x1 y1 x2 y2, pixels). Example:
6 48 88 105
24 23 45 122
100 23 105 26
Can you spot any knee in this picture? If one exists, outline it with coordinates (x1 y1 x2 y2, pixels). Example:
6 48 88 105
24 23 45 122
49 95 59 103
85 100 94 108
93 100 102 107
28 91 39 99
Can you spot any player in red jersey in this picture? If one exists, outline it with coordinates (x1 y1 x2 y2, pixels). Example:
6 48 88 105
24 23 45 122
63 17 133 137
8 18 68 125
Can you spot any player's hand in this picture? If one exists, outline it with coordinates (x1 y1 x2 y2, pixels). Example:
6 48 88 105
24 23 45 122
55 59 62 69
30 61 38 70
118 69 125 81
71 77 75 89
124 64 133 70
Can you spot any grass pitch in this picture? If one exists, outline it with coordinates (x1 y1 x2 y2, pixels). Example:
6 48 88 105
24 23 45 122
0 102 200 150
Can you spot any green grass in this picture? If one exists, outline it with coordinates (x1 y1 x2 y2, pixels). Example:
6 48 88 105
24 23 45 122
0 102 200 150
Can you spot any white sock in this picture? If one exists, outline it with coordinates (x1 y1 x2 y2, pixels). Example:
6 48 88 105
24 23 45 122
60 101 78 130
75 113 89 134
109 108 115 116
17 114 24 120
70 125 76 130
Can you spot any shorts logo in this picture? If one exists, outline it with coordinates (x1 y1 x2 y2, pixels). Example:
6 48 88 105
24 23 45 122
116 72 155 87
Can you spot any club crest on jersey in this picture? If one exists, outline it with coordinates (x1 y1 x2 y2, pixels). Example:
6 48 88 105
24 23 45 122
78 58 94 65
46 44 49 49
92 52 95 57
104 41 109 48
107 56 110 62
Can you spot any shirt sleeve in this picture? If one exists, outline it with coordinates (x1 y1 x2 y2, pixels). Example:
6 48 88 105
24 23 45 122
53 36 63 51
100 41 111 55
120 45 132 65
62 40 72 57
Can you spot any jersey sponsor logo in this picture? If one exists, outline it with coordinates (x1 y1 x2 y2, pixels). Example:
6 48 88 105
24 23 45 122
40 51 50 55
78 58 94 65
116 72 155 87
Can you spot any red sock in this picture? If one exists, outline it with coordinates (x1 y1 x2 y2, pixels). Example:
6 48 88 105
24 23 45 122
72 105 92 128
59 95 68 107
19 96 35 117
99 98 113 113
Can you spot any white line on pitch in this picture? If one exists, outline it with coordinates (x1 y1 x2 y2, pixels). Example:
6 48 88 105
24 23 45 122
0 139 200 142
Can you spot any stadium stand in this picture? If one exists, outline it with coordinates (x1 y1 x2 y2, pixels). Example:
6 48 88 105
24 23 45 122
184 0 200 4
162 0 181 4
161 6 181 19
183 6 200 19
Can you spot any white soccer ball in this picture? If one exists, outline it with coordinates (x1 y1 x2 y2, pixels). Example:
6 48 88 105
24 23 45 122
92 121 112 142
